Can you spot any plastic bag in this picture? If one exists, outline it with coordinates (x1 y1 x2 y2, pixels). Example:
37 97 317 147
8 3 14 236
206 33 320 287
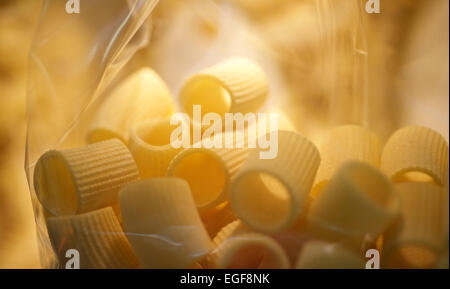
27 0 420 269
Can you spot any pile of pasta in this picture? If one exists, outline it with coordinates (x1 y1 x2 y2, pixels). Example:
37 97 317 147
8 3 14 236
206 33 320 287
33 57 449 269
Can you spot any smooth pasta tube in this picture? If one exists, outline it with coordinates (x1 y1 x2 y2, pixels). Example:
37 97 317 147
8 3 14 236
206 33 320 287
307 161 399 244
383 183 447 269
129 119 183 178
34 139 139 216
210 231 290 269
313 125 381 197
119 178 212 269
167 141 249 212
381 126 449 185
87 68 175 144
179 58 269 118
230 131 321 233
295 241 365 269
46 207 140 269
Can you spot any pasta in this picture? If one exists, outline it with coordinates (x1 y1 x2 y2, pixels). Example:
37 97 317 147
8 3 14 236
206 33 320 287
200 202 238 238
307 161 399 245
383 183 447 269
312 125 381 198
46 207 140 269
128 118 184 178
179 58 269 118
87 68 175 144
119 178 212 269
381 126 449 185
208 221 290 269
166 133 250 212
230 130 320 233
34 139 139 216
295 241 365 269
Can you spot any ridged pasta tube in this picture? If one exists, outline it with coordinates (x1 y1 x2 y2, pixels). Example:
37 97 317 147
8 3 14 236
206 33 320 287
383 183 447 269
179 58 269 117
129 118 183 178
208 221 290 269
313 125 381 197
34 139 139 216
381 126 449 185
307 161 399 244
46 207 140 269
119 178 213 269
231 131 320 233
295 241 365 269
87 68 175 144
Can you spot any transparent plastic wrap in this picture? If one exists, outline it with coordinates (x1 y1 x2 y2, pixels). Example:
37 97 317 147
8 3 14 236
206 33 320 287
25 0 449 269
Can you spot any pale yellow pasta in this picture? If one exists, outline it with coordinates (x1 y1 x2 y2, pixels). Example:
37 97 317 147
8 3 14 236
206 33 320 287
166 136 249 212
200 202 238 238
383 183 447 269
87 68 175 144
46 207 140 269
381 126 449 185
119 178 212 269
231 130 320 233
295 241 365 269
34 139 139 216
179 58 269 118
129 118 183 178
210 232 290 269
312 125 381 198
307 161 399 244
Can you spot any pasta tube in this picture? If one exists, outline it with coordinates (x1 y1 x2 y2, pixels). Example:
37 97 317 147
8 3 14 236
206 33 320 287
46 207 140 269
307 161 399 244
34 139 139 216
383 183 447 269
381 126 449 185
119 178 212 269
313 125 381 197
129 118 183 178
230 131 320 233
87 68 175 144
179 58 269 117
200 202 238 238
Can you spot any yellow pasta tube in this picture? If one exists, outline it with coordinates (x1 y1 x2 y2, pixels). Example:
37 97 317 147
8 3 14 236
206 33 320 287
87 68 175 144
295 241 365 269
307 161 399 244
383 183 447 269
231 130 321 233
166 139 249 212
34 139 139 216
129 118 183 178
46 207 140 269
210 231 290 269
381 126 449 185
312 125 381 197
119 178 213 269
200 202 238 238
179 58 269 117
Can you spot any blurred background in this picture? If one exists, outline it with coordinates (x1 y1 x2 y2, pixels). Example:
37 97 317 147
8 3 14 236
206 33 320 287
0 0 448 268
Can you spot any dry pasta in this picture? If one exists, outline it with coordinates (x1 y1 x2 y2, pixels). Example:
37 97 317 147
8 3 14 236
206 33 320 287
129 118 184 178
312 125 381 198
381 126 449 185
307 161 399 245
230 130 320 233
87 68 175 144
383 183 447 269
119 178 212 269
295 241 365 269
200 202 238 238
34 139 139 216
179 58 269 118
46 207 140 269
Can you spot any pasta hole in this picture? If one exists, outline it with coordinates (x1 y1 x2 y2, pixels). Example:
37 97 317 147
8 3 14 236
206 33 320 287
394 171 435 184
233 173 291 231
182 77 231 117
170 152 226 208
35 154 78 215
136 120 176 147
